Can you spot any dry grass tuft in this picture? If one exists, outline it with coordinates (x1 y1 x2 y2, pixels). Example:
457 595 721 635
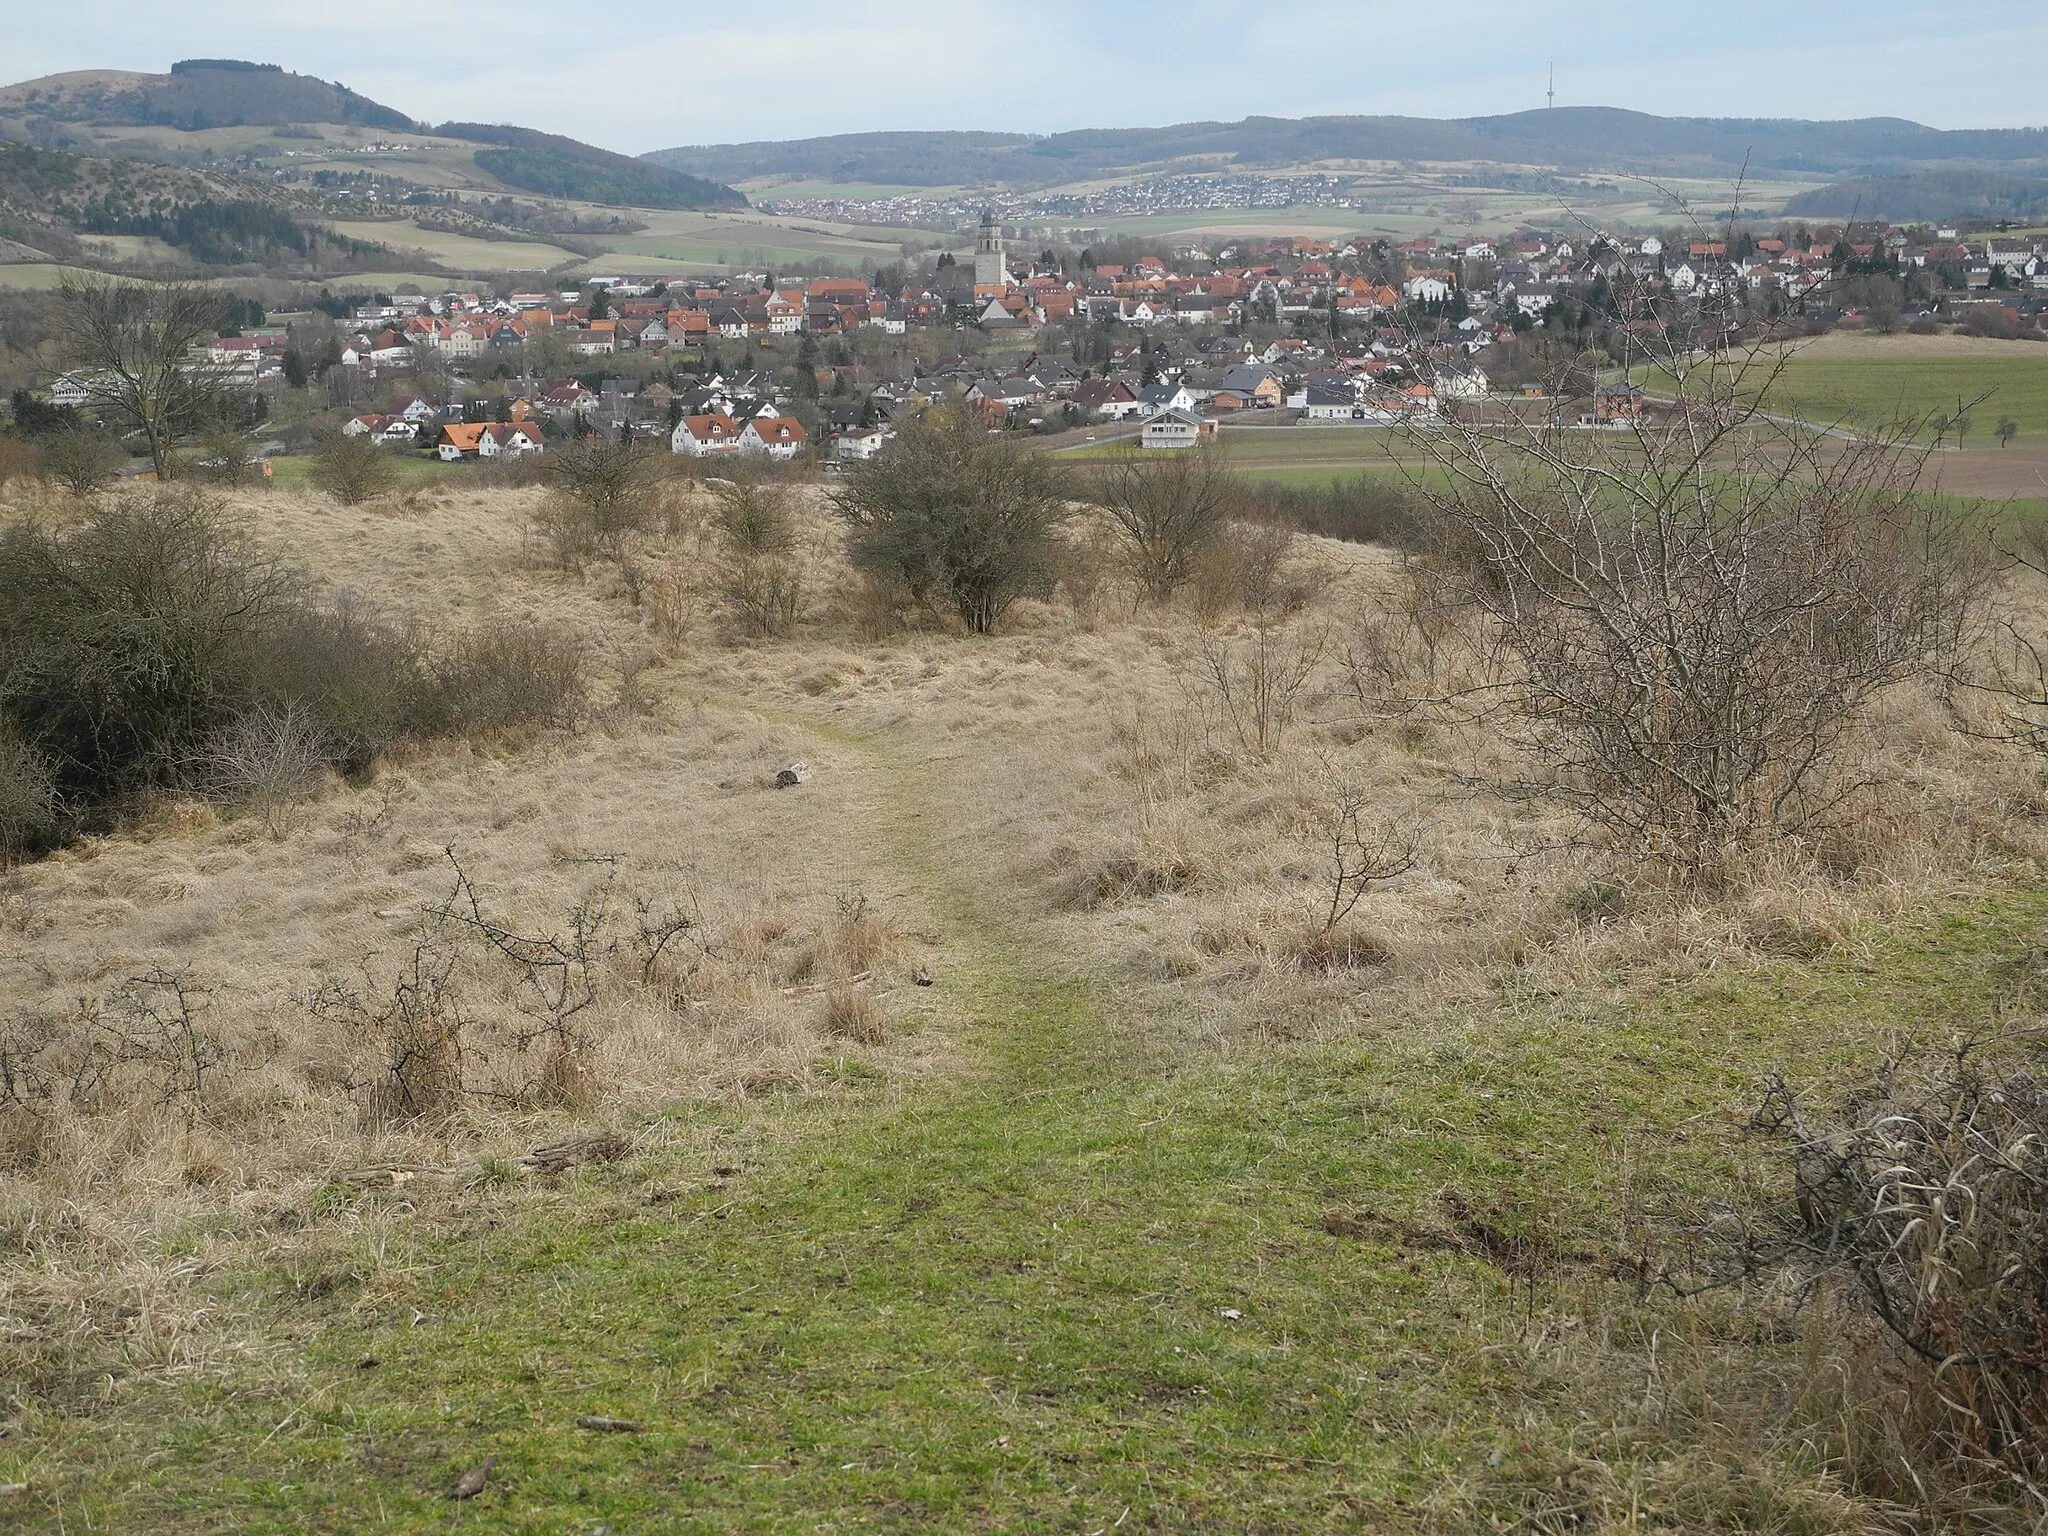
1286 923 1398 972
819 985 890 1046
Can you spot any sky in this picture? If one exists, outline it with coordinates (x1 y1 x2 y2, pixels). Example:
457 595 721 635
8 2 2047 156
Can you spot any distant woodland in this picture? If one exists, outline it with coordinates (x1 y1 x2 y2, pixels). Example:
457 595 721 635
649 108 2048 190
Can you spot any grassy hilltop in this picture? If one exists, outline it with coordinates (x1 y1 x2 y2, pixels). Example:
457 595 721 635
3 437 2048 1529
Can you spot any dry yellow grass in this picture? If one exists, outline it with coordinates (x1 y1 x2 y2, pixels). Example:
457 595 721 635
5 465 2047 1487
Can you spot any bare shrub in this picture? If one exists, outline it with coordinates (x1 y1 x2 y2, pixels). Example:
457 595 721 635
710 477 808 637
106 970 235 1124
1402 329 1979 881
542 436 666 568
1177 624 1326 755
832 410 1069 634
1235 473 1425 548
1343 574 1470 713
474 450 550 489
1186 521 1302 621
186 703 331 836
1300 767 1418 940
312 939 467 1128
39 429 123 497
1054 522 1127 630
0 491 302 818
0 723 61 861
309 430 397 506
644 567 695 651
0 498 580 848
1089 443 1235 603
434 621 585 735
249 597 433 775
430 850 617 1105
2 971 239 1155
312 856 709 1124
189 422 258 486
1677 1038 2048 1510
0 436 45 487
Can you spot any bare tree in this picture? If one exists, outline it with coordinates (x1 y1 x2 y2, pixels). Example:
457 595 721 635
56 273 236 479
1396 283 1977 881
1090 442 1236 604
39 430 123 497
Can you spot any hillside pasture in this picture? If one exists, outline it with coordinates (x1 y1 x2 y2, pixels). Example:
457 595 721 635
323 218 582 274
1765 331 2048 440
576 207 918 276
2 466 2048 1529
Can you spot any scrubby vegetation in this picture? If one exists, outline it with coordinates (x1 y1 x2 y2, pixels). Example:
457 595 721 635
0 492 582 857
8 347 2048 1529
832 409 1071 633
438 122 745 211
0 141 391 274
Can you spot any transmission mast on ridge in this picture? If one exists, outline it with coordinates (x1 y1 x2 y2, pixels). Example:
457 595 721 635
1547 62 1555 110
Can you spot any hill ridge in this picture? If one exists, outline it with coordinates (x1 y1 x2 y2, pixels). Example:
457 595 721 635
646 107 2048 189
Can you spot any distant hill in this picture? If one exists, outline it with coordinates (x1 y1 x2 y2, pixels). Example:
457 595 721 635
1783 170 2048 222
0 64 746 213
0 61 415 142
436 123 746 211
648 109 2048 189
0 140 392 273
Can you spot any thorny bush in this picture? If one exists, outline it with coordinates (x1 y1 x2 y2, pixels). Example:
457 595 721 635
1674 1036 2048 1510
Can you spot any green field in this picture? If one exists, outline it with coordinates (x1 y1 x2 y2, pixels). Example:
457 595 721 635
582 208 918 276
326 220 583 275
0 262 91 290
1637 340 2048 443
1768 349 2048 437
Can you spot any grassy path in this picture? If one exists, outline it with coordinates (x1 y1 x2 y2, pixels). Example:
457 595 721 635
19 706 2048 1531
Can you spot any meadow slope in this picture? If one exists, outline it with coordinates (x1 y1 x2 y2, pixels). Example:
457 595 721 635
3 473 2047 1531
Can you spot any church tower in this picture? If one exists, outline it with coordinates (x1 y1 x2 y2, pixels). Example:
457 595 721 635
974 209 1007 288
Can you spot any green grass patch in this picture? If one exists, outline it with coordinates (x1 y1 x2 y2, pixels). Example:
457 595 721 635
17 875 2048 1530
1636 346 2048 441
1771 351 2048 437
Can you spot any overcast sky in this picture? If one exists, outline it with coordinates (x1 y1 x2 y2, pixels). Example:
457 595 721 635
10 3 2046 155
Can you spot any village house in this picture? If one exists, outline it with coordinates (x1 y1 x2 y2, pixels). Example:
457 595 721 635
671 412 743 457
1140 409 1218 450
740 416 808 461
434 422 544 461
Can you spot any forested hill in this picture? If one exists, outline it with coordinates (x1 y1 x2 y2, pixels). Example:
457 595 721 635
0 62 415 141
0 64 747 213
435 123 746 211
647 109 2048 189
0 141 390 273
1783 170 2048 222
